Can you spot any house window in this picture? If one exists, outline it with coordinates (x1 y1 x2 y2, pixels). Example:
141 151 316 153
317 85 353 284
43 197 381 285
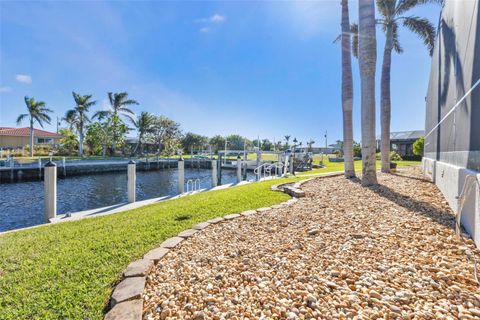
36 137 53 144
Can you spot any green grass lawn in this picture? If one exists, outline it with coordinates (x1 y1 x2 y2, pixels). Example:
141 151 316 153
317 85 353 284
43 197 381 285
0 177 304 320
297 158 421 175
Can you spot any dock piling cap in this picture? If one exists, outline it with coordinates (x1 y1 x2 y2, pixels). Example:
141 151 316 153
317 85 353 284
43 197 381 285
128 160 136 165
44 160 56 167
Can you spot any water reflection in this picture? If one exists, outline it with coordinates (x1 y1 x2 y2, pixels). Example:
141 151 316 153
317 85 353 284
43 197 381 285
0 168 251 232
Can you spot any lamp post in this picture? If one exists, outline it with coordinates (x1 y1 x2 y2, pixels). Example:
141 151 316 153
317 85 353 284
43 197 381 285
224 139 229 165
291 138 300 176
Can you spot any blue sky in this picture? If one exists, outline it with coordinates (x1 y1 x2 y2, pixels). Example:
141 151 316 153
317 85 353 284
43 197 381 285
0 1 442 146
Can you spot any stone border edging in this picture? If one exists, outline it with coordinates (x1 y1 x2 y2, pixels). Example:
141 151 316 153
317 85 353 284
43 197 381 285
270 172 344 198
104 175 335 319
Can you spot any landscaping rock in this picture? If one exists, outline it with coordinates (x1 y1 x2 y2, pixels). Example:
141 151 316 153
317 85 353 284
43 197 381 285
111 277 145 307
123 259 153 278
105 299 143 320
256 207 271 212
143 168 480 319
160 237 184 249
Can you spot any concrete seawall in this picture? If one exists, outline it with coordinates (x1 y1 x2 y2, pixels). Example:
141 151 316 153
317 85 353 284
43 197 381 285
0 158 214 183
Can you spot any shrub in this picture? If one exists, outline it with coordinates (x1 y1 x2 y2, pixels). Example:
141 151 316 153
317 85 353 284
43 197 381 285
376 151 403 162
413 136 424 156
353 143 362 158
390 151 403 162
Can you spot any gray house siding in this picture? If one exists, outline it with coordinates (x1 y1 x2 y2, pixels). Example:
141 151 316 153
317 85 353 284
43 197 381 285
423 0 480 247
425 0 480 171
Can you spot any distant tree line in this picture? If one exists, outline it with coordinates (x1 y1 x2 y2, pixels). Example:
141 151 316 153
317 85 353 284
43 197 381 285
16 91 308 157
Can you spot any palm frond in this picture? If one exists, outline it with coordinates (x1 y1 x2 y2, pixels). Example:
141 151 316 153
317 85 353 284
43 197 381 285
376 0 396 19
108 92 114 108
392 22 404 53
16 113 29 125
72 91 81 105
92 110 110 120
402 16 436 55
36 113 52 125
64 109 78 121
84 100 97 108
396 0 443 16
120 99 139 107
119 106 135 115
122 113 135 124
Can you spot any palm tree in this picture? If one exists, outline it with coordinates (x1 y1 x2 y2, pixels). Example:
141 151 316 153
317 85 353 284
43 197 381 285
93 92 139 154
66 92 96 157
377 0 438 172
307 139 315 152
359 0 378 186
63 109 79 132
16 96 53 157
341 0 356 178
284 135 291 149
130 112 155 155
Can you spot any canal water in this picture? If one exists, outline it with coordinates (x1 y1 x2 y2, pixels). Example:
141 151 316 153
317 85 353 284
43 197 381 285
0 168 254 232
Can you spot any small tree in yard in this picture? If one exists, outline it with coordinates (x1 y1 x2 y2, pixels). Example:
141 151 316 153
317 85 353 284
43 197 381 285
58 128 78 155
353 142 362 158
413 136 424 156
130 112 155 155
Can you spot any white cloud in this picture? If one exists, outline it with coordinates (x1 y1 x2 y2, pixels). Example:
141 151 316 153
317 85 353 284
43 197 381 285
199 27 211 33
0 86 12 93
210 14 225 23
15 74 32 84
197 14 226 24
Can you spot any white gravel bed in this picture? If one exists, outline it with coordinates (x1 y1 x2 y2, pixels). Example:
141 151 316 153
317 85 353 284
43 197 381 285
143 168 480 319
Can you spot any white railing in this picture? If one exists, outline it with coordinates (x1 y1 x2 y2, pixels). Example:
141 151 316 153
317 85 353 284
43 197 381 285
186 178 201 192
254 162 284 180
254 163 270 181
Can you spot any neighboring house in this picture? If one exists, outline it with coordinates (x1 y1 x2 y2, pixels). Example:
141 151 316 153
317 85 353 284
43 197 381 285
388 130 424 159
423 1 480 246
124 137 157 154
0 127 63 149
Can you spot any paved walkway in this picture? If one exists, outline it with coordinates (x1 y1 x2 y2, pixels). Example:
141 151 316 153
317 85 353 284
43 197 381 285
143 168 480 319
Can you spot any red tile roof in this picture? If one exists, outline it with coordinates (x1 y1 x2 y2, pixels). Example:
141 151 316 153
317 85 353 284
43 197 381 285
0 127 63 138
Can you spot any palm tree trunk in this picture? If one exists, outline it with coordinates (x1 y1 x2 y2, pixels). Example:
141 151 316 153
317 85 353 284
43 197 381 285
358 0 377 186
112 132 117 155
79 122 84 157
341 0 355 178
29 119 34 157
380 26 393 173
